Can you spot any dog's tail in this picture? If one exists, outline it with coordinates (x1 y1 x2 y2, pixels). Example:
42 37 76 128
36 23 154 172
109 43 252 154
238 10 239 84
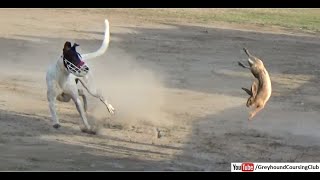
81 19 110 61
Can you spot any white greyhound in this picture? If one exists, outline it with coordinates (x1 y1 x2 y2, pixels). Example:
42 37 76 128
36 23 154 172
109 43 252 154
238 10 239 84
46 19 115 134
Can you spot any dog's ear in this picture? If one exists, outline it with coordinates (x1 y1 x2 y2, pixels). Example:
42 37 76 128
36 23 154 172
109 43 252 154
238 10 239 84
71 43 80 51
64 41 72 51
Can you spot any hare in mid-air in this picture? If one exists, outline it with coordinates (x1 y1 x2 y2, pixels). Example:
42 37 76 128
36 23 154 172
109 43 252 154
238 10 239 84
238 48 272 120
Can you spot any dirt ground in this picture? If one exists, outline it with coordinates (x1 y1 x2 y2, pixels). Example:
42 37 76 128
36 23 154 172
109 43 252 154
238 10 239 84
0 9 320 171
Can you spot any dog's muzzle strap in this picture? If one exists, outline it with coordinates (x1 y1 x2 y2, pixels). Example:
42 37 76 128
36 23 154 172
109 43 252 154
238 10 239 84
62 56 89 77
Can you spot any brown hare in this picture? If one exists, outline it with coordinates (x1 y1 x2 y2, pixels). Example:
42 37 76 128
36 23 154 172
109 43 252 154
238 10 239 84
238 48 272 120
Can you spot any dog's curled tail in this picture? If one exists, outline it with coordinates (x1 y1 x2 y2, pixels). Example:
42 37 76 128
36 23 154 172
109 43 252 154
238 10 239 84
81 19 110 61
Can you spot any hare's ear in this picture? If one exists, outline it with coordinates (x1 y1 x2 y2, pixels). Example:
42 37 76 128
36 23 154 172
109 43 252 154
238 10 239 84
251 81 258 97
242 87 252 96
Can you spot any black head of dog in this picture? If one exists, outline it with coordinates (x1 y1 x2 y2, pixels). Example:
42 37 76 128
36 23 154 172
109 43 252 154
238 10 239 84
63 41 83 67
62 41 89 76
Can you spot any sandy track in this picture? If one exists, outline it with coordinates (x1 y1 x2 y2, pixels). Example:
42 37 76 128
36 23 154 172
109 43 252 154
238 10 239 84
0 9 320 171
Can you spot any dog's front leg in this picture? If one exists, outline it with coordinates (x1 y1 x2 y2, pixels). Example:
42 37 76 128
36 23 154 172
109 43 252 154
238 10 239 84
47 90 61 129
82 75 115 114
98 95 115 115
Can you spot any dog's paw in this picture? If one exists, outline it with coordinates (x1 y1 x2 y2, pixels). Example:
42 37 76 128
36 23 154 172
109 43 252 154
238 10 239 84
107 104 115 115
53 124 61 129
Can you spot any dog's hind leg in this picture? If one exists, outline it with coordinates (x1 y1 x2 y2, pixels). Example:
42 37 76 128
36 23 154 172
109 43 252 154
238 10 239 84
73 96 94 134
69 88 95 134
